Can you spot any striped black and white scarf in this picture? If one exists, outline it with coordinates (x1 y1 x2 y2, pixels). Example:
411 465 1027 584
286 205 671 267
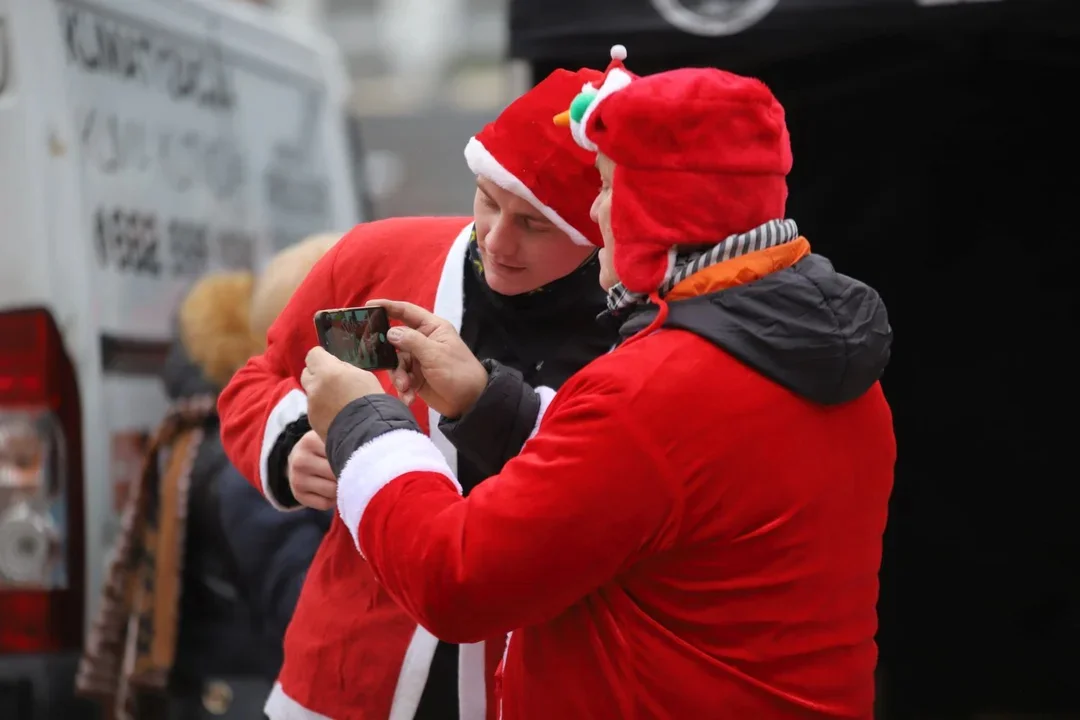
605 218 800 315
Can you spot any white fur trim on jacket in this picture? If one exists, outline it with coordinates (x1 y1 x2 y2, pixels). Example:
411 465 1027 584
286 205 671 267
529 386 557 441
388 626 440 720
336 429 462 554
264 682 333 720
497 631 513 720
428 223 472 477
464 137 592 247
458 641 488 720
409 222 486 720
259 389 308 511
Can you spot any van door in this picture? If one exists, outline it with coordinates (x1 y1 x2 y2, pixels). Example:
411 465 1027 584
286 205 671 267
56 0 358 605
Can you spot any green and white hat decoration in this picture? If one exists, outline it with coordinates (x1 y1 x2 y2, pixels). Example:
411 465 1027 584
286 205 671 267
554 44 635 152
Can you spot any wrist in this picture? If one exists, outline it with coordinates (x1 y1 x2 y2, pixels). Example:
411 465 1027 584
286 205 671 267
453 359 491 419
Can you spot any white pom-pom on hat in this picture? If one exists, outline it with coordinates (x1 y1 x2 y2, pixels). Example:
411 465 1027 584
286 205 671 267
610 44 628 61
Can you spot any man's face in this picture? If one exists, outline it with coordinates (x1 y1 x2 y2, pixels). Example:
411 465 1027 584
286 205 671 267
472 177 595 296
590 153 619 291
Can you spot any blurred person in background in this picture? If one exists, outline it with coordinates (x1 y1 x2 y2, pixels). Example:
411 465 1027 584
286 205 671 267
299 55 895 719
217 64 621 720
76 234 335 720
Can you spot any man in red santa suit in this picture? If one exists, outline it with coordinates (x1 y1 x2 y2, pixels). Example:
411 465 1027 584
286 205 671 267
299 51 897 719
216 65 618 720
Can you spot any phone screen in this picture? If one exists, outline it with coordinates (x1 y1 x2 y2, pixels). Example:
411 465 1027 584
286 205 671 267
314 306 398 371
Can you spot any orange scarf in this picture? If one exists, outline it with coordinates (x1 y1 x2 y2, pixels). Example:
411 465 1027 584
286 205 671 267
666 237 811 301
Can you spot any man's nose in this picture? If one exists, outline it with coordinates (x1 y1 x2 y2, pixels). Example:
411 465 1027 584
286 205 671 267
484 216 520 257
590 194 601 224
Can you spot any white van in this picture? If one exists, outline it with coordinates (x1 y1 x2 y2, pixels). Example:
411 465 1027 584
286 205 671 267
0 0 360 715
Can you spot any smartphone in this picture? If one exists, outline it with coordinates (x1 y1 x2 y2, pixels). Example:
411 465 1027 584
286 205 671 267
313 305 398 371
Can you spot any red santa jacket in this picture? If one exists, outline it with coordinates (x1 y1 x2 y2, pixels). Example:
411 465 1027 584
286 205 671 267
218 217 509 720
326 248 896 719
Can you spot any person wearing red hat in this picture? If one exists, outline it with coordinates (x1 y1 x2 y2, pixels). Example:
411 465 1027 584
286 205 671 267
216 66 618 720
297 48 897 719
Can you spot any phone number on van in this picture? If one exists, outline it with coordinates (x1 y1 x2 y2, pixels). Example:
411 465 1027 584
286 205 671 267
93 206 254 277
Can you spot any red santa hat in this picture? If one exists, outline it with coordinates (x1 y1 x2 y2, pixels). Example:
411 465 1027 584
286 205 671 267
557 59 793 293
464 67 607 247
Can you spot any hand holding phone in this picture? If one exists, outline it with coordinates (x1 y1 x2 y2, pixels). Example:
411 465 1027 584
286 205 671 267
371 299 490 418
313 305 398 371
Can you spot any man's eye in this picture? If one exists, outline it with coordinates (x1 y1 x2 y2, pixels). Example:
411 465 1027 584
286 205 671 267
520 217 549 231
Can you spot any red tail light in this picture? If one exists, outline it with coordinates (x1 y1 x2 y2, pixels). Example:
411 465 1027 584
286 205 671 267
0 308 84 653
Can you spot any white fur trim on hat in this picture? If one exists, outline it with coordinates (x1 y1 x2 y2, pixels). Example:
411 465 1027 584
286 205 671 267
464 137 592 247
573 67 634 153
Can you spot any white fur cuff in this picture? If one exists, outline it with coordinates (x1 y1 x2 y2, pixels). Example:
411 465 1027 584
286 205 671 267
337 429 462 554
529 386 557 441
259 389 309 511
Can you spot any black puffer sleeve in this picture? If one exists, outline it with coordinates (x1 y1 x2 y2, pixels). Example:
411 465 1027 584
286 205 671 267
438 359 541 479
325 395 421 477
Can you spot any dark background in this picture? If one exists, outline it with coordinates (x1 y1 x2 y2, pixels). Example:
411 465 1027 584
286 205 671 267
515 0 1080 716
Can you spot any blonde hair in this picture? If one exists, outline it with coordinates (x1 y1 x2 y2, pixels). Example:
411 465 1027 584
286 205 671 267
179 271 260 388
176 233 341 388
249 233 340 347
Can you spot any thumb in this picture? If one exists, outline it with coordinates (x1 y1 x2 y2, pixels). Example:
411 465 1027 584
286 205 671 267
386 326 439 362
